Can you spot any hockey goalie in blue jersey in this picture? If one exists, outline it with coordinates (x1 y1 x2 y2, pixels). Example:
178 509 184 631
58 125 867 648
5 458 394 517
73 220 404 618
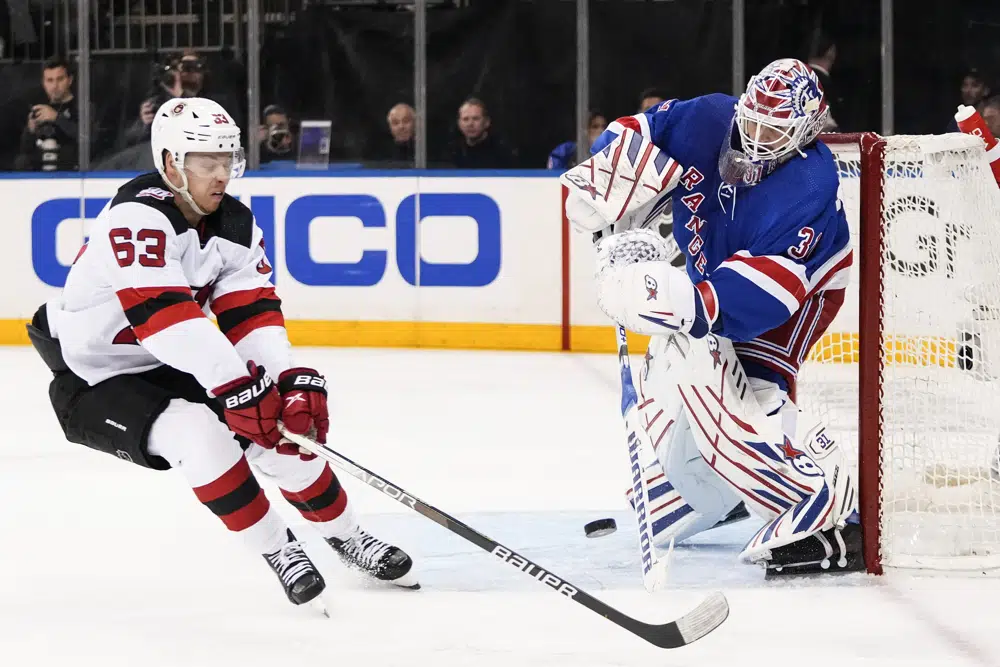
561 58 862 575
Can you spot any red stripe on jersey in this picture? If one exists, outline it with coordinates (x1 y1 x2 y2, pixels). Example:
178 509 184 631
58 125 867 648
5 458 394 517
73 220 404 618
695 280 719 323
211 287 280 315
133 301 205 340
224 311 285 345
728 254 808 305
220 490 272 532
116 286 205 339
808 252 854 297
194 458 254 503
116 286 192 310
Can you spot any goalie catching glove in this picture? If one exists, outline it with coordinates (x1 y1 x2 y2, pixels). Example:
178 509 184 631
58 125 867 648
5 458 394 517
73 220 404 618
595 229 718 339
560 127 682 237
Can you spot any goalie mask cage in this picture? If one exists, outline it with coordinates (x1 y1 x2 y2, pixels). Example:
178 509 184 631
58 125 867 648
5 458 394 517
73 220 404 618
800 132 1000 574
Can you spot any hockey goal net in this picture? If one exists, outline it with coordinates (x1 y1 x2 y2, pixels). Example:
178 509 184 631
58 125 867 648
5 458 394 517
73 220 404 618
798 132 1000 573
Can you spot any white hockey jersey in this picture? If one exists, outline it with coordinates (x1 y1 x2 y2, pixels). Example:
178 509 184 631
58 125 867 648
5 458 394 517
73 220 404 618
45 172 293 392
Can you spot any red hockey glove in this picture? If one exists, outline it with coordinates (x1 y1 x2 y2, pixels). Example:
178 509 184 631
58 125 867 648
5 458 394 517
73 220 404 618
212 362 282 449
277 367 329 460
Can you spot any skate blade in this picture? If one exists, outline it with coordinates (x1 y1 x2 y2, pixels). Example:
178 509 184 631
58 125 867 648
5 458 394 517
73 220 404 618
310 595 331 618
388 570 421 590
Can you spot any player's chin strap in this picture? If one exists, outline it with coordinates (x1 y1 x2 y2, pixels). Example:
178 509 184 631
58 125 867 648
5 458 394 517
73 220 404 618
169 168 209 217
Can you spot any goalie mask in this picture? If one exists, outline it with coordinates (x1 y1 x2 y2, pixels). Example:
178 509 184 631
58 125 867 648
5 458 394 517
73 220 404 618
719 58 829 186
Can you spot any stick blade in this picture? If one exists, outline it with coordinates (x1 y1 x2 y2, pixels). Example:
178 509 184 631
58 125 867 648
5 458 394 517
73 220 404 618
672 591 729 646
634 591 729 649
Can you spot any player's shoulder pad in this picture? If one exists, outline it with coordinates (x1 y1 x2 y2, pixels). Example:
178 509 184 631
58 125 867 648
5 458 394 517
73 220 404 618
202 193 255 250
110 171 189 235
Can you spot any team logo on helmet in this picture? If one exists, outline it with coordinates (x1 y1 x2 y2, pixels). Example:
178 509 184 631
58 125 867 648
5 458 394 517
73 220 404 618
171 102 186 115
788 74 822 118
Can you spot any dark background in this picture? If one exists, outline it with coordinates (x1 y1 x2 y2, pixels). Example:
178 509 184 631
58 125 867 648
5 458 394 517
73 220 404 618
0 0 997 170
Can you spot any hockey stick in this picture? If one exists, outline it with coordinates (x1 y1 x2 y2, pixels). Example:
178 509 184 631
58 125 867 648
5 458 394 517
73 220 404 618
277 424 729 649
615 324 672 592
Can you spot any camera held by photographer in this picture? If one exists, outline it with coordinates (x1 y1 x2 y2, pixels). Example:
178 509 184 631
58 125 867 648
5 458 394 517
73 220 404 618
16 57 82 172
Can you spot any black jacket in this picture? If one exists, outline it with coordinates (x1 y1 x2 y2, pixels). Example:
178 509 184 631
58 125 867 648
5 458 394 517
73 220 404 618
448 132 516 169
15 96 82 172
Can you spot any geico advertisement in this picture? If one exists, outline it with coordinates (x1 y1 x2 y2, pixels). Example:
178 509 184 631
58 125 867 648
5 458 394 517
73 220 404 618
10 175 564 323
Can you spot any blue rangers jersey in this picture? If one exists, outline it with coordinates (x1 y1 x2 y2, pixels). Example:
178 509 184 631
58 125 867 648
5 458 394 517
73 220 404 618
591 94 853 396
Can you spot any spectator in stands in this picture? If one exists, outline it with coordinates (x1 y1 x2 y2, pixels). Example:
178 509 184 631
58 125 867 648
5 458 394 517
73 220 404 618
808 34 840 131
175 50 207 97
123 50 242 148
122 58 184 148
982 95 1000 139
15 56 84 171
961 67 992 109
947 67 993 132
546 110 607 170
637 87 668 113
449 97 515 169
259 104 296 164
380 102 415 166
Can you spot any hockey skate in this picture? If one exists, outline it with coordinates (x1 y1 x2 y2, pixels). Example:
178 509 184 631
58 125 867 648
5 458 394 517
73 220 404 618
264 530 326 605
761 523 865 578
327 528 419 589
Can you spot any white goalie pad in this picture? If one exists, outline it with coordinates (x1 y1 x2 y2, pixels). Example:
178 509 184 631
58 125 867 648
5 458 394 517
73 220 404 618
659 332 857 562
560 128 683 235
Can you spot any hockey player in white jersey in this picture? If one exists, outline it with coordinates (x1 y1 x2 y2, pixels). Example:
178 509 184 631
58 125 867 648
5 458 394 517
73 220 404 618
562 59 861 575
27 98 418 605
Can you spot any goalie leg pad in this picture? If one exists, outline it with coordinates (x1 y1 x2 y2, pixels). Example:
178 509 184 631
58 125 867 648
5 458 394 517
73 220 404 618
627 335 745 547
625 458 708 548
659 333 858 561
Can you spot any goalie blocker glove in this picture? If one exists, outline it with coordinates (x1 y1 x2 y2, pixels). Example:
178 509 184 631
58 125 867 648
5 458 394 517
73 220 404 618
560 127 682 237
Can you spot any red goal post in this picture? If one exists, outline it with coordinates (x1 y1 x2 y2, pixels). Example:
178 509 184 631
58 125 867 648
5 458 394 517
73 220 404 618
810 131 1000 574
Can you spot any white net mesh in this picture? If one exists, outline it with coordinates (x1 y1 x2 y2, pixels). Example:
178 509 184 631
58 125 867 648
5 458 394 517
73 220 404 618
798 133 1000 570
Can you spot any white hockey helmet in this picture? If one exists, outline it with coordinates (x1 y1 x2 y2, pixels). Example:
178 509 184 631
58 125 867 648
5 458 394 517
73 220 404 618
151 97 246 214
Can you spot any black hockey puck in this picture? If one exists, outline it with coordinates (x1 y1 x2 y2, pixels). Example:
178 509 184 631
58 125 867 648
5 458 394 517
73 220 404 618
584 518 617 538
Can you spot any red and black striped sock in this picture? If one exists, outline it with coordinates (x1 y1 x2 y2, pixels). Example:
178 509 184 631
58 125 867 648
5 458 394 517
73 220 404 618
193 456 272 532
281 463 348 523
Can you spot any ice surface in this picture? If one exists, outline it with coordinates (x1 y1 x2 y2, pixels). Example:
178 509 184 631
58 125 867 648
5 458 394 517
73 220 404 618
1 346 998 666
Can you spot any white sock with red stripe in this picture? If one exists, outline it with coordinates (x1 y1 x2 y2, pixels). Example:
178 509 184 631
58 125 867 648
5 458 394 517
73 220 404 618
148 400 291 555
246 448 359 541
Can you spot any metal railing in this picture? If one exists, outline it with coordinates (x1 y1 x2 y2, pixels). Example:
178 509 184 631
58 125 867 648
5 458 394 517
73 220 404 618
0 0 906 171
